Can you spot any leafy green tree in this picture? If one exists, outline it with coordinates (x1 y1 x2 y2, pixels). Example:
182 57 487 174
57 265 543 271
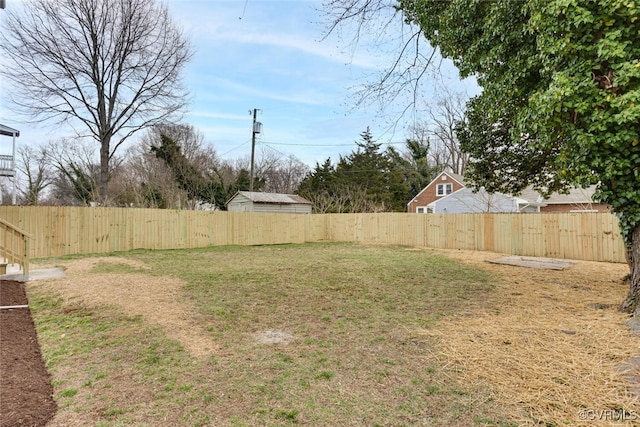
232 169 252 193
335 128 409 211
335 128 387 209
52 162 98 206
151 134 226 209
125 124 222 209
139 182 168 209
298 159 336 195
401 0 640 311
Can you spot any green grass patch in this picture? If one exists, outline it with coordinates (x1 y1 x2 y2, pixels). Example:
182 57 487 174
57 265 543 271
90 261 148 275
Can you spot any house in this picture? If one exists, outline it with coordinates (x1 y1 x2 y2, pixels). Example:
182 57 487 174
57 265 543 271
226 191 313 214
0 124 18 177
407 171 465 213
408 171 607 213
518 186 610 212
0 124 19 205
429 187 541 213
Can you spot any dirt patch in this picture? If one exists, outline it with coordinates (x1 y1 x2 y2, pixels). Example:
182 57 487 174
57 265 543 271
252 329 295 345
0 280 56 427
34 257 218 358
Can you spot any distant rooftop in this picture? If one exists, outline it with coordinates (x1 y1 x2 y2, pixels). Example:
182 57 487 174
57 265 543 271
519 186 597 205
234 191 312 205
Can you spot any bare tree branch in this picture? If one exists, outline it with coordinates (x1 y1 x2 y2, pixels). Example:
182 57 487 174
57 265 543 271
16 145 54 205
321 0 440 125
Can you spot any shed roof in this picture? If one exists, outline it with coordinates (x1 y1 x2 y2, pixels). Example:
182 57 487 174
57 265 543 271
228 191 312 205
0 124 20 137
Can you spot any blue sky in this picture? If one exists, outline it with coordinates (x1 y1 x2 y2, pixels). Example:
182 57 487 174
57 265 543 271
1 0 479 167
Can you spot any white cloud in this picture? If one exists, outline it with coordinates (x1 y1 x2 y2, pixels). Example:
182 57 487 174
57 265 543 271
170 1 382 70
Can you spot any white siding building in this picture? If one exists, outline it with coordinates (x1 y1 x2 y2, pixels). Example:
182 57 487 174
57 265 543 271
226 191 313 214
429 187 541 213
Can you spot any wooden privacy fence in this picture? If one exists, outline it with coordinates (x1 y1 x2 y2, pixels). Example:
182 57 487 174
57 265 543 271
0 206 628 263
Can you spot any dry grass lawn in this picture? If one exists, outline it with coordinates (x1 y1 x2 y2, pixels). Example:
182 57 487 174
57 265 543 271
27 243 639 426
433 249 639 426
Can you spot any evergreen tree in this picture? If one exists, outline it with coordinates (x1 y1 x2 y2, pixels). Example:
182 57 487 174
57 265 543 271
299 128 409 212
298 159 339 213
387 141 439 203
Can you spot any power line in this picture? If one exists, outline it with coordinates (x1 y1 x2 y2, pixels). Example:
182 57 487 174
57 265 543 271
219 140 250 157
260 143 289 158
261 141 354 147
260 140 408 147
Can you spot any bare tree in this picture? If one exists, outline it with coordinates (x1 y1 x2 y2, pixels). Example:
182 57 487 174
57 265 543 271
255 148 309 194
46 138 102 205
1 0 193 203
0 181 11 205
427 91 468 175
16 145 53 205
226 147 308 194
446 188 520 213
408 90 469 175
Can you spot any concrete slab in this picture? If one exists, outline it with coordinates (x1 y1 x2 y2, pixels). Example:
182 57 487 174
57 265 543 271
0 264 65 282
486 256 576 271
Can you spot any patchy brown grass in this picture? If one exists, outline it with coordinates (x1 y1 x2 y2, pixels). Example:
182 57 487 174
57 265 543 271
427 249 639 426
27 243 639 426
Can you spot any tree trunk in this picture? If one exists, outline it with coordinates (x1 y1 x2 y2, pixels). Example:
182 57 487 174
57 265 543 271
620 224 640 314
99 138 110 205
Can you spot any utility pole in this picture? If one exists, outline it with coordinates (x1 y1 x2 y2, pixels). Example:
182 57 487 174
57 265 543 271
249 108 261 192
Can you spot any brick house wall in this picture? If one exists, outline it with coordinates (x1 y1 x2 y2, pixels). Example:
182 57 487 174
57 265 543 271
407 171 465 213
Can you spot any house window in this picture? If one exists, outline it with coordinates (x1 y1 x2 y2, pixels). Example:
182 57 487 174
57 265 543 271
417 207 425 213
436 183 452 196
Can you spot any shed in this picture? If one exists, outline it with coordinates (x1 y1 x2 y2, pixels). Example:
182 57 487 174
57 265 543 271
226 191 313 214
